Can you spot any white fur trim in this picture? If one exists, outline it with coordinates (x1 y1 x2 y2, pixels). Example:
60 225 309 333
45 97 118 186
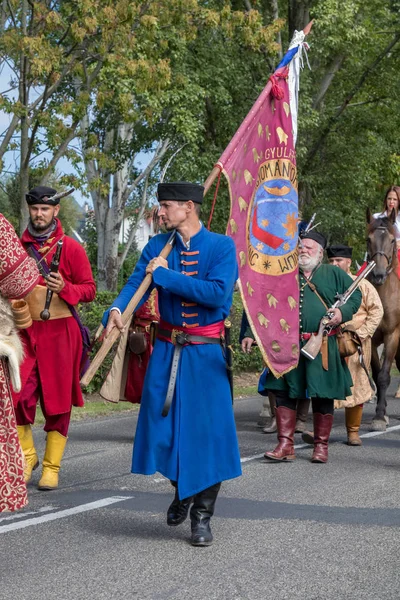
0 333 23 392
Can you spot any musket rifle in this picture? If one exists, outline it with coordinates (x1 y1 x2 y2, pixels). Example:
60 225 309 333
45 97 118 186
40 240 63 321
301 260 376 361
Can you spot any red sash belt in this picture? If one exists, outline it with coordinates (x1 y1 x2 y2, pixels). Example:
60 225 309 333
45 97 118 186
158 319 224 345
301 328 339 342
157 319 225 417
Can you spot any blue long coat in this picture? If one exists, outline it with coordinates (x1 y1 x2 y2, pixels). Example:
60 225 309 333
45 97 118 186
103 227 242 499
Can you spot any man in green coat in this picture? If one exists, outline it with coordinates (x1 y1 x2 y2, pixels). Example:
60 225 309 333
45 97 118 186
263 230 362 463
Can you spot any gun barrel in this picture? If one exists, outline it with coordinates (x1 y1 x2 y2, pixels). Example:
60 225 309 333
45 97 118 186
301 260 376 362
335 260 376 307
40 240 63 321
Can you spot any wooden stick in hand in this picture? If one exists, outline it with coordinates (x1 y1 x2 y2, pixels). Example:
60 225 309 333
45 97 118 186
80 231 175 387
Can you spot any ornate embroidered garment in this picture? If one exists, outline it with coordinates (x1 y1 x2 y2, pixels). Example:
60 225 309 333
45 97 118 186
0 214 39 512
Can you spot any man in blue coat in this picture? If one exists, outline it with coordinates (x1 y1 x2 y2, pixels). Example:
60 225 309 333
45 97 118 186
103 182 242 546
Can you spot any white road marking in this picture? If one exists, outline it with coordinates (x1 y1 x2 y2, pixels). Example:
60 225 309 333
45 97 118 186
361 423 400 438
149 423 400 470
1 424 397 533
239 423 400 463
240 443 309 463
0 496 131 534
0 505 56 523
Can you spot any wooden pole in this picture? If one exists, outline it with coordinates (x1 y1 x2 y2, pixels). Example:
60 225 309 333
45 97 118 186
203 165 222 195
81 22 316 387
80 231 175 387
81 165 224 388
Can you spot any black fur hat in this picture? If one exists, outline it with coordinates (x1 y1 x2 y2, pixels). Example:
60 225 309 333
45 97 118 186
326 244 353 259
157 182 204 204
26 186 58 205
300 230 327 249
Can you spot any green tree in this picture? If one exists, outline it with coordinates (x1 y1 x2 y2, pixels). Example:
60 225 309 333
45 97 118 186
283 0 400 261
0 0 150 231
168 0 400 264
0 172 82 233
79 1 281 290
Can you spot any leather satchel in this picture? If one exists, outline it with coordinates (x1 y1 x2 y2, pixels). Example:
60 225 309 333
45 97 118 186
336 324 361 358
128 327 147 355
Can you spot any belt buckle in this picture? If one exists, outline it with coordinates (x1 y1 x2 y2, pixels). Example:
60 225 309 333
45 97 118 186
171 329 181 345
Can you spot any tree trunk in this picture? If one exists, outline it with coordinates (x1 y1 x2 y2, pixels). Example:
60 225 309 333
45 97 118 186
313 55 345 109
20 118 30 233
19 0 29 234
288 0 311 38
270 0 282 60
298 180 312 210
0 0 7 32
119 176 149 268
84 122 134 292
92 190 109 291
94 195 123 292
101 208 121 292
82 107 171 289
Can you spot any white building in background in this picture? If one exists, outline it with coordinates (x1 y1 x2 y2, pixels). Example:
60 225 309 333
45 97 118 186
119 214 156 250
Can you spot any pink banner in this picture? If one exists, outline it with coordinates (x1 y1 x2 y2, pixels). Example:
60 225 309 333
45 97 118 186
221 68 299 377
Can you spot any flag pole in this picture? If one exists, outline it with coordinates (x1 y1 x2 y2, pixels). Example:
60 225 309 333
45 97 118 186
81 161 219 388
80 231 175 387
82 22 314 388
203 20 313 221
203 166 223 194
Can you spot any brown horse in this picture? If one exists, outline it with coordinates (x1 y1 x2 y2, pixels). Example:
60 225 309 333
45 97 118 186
366 208 400 430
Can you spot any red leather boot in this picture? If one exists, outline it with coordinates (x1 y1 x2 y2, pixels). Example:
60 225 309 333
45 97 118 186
264 406 296 461
311 413 333 463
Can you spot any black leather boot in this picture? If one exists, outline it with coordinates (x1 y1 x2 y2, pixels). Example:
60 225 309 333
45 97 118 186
167 484 193 526
190 483 221 546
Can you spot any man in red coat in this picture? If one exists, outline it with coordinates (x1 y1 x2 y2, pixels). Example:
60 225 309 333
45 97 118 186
13 186 96 491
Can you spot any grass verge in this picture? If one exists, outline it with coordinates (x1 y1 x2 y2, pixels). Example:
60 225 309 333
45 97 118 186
33 382 260 426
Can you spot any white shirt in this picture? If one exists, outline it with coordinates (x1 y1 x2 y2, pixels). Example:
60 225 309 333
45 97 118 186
373 211 400 240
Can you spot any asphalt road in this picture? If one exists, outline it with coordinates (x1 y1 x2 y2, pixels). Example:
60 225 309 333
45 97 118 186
1 382 400 600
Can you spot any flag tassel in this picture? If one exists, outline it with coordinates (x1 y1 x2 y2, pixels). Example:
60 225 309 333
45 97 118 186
269 74 285 99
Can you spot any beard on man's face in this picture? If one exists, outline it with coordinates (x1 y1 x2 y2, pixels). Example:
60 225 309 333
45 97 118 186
30 216 53 232
298 253 321 272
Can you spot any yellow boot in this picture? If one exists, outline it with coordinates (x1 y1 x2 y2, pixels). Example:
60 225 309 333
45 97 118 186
37 431 67 491
17 425 39 482
345 405 363 446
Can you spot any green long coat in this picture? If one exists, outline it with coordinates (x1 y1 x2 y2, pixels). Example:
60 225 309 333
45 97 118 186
264 264 362 400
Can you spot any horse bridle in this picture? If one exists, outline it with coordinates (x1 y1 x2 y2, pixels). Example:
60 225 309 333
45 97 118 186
367 225 395 275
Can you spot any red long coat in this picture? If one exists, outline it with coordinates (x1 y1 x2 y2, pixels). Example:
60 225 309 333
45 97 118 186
124 291 159 403
13 220 96 416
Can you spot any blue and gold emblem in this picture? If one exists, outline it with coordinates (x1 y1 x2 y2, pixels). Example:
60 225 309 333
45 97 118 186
246 159 298 276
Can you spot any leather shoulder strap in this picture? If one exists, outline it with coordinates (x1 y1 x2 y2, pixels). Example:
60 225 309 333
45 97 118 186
304 278 329 311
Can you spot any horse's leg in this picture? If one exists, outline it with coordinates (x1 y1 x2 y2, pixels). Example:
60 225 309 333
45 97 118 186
372 330 400 431
395 341 400 398
371 331 383 401
371 343 381 389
